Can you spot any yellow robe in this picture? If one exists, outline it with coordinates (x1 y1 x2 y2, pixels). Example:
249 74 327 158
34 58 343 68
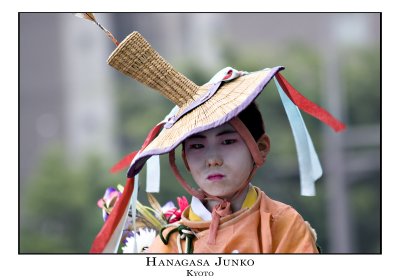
148 187 319 253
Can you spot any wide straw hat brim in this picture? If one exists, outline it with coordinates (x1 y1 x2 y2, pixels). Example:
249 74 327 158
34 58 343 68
126 66 283 178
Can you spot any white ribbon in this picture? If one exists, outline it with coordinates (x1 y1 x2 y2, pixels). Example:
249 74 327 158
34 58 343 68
274 78 322 196
146 155 160 193
107 174 139 253
206 67 248 84
130 174 140 253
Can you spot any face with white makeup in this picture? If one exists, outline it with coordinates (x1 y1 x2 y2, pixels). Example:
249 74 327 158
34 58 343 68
183 123 255 199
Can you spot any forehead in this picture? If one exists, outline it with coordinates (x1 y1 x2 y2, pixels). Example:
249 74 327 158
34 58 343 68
187 123 237 139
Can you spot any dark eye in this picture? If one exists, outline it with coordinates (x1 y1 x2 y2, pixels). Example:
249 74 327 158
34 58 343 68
222 139 236 145
189 143 204 149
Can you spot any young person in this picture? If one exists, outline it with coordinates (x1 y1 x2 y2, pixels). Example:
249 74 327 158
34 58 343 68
90 31 345 254
148 102 319 253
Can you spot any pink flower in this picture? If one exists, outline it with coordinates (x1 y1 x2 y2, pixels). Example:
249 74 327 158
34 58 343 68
97 187 121 221
177 196 189 210
163 196 189 223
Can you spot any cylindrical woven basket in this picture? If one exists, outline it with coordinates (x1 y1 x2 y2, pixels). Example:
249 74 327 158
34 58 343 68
108 31 200 107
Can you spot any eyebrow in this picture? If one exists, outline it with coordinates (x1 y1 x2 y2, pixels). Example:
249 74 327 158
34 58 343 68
187 129 237 140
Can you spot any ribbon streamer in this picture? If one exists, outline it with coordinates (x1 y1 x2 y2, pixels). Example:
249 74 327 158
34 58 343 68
109 122 165 173
146 155 161 193
131 175 140 253
274 78 322 196
275 73 346 132
110 106 179 174
90 177 135 253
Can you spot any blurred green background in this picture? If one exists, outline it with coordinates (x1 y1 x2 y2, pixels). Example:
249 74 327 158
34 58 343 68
19 13 380 253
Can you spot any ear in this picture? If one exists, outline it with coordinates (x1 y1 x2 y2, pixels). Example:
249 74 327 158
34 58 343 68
257 134 270 161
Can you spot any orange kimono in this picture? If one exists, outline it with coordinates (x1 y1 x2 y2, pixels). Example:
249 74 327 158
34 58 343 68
148 186 319 253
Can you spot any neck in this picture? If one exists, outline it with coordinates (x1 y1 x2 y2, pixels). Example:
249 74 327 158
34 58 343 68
205 185 250 213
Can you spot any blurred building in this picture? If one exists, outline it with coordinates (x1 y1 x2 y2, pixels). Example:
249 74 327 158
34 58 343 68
20 13 117 185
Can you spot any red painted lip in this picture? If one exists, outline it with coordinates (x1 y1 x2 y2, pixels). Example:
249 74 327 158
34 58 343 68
207 174 225 181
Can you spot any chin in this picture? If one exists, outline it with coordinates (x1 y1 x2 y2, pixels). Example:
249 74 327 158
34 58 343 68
202 188 227 198
200 182 240 197
209 189 236 199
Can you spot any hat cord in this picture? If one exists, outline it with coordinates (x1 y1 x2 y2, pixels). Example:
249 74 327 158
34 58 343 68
169 150 206 200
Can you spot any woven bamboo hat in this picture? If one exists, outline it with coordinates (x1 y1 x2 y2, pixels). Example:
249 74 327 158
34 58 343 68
108 31 286 178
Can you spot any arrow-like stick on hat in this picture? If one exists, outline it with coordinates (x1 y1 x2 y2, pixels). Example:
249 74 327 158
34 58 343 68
73 13 119 46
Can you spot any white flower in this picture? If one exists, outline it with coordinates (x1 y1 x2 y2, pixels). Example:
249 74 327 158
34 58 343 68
122 228 157 253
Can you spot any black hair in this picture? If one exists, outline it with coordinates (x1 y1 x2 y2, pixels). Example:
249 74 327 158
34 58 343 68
237 102 265 141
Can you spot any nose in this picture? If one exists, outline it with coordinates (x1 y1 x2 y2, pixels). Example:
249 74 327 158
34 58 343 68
207 155 223 167
204 145 223 167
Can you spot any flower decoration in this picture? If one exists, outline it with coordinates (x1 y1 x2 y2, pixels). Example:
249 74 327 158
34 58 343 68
97 187 121 221
97 184 188 253
163 196 189 223
122 228 157 253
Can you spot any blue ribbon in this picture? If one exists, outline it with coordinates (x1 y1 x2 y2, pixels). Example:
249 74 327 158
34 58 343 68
274 78 322 196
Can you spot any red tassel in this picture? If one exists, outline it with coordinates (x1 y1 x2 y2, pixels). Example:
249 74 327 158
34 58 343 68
141 122 165 147
275 73 346 132
110 151 138 173
109 122 165 173
90 177 134 253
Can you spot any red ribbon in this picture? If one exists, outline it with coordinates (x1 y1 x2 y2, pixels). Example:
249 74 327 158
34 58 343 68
92 122 166 252
275 73 346 132
90 177 134 253
110 122 165 173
